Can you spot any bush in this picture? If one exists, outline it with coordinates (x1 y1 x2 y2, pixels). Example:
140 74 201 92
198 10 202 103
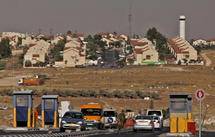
7 89 13 96
32 89 41 96
130 92 137 98
151 92 159 98
107 92 113 98
0 90 3 95
42 89 52 95
36 104 42 115
124 90 131 97
88 90 96 96
145 91 150 97
162 108 169 119
82 91 90 97
77 90 85 96
113 90 121 97
66 90 77 97
117 92 124 98
139 92 147 98
135 90 141 96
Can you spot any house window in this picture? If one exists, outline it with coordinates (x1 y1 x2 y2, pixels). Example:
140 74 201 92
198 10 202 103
146 55 150 59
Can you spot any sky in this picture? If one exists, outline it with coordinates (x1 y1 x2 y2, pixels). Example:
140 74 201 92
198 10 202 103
0 0 214 41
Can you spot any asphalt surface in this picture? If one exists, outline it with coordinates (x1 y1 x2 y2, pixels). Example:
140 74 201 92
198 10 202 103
90 127 170 137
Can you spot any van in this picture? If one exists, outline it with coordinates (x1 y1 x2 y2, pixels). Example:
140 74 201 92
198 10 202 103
102 109 118 128
81 103 103 129
146 109 163 129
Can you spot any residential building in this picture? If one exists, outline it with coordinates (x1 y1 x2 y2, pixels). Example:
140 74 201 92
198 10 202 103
167 36 197 62
99 32 116 38
22 35 36 46
66 33 84 41
24 40 52 67
206 38 215 46
63 39 86 67
130 38 159 65
193 38 207 46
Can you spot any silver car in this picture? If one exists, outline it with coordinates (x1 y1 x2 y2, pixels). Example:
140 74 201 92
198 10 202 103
150 115 162 131
133 115 155 133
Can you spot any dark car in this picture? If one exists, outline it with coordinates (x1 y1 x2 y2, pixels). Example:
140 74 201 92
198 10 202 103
60 111 86 132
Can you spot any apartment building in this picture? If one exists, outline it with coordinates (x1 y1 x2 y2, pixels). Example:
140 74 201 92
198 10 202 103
24 40 51 66
167 36 197 62
193 38 207 46
130 38 159 65
206 38 215 46
22 35 36 46
63 39 86 67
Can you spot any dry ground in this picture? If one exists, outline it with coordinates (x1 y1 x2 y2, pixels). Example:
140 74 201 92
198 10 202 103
0 50 215 128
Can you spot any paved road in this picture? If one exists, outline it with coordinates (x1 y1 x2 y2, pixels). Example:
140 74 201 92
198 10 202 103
91 127 170 137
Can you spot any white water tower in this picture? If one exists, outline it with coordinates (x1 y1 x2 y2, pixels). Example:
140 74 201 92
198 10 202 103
179 15 185 40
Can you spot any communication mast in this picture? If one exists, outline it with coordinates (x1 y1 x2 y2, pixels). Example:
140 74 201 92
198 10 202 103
128 6 132 45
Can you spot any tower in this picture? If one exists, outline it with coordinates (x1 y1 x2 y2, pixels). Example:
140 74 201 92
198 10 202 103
179 15 185 40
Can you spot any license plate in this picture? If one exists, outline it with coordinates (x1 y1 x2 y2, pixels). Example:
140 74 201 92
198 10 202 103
105 124 109 126
69 124 76 126
141 121 146 123
87 123 93 125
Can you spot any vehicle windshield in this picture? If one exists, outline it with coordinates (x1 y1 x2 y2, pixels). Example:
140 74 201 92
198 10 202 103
81 109 101 116
103 111 116 117
148 111 162 116
63 112 83 119
136 116 151 120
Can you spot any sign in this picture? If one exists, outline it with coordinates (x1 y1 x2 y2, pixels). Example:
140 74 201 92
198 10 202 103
206 104 211 109
195 89 205 101
107 117 113 124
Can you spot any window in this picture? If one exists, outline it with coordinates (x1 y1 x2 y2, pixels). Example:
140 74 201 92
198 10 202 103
103 111 116 117
81 109 101 116
146 55 150 59
136 116 151 120
63 112 83 119
148 111 162 116
45 99 54 109
17 95 28 107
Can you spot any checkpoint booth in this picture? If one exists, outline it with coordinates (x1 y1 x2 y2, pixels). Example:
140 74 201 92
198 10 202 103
13 90 33 127
42 95 59 127
169 94 189 133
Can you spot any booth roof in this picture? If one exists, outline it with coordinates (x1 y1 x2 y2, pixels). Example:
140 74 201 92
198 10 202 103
42 95 58 99
13 90 33 95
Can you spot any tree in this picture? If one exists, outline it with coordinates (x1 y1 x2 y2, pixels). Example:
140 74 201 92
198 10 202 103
114 31 117 35
107 33 111 38
0 38 12 58
93 34 102 41
25 60 32 66
67 30 72 34
150 99 154 109
45 54 49 62
146 27 157 43
17 37 22 46
85 35 93 42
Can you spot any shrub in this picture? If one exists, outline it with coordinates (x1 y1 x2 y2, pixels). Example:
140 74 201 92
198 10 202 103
113 90 120 97
82 91 90 97
32 89 41 96
0 90 3 95
88 90 96 96
99 89 105 95
107 92 113 98
151 92 159 98
117 92 124 98
146 91 150 97
77 90 85 96
42 89 52 95
130 92 137 98
67 90 77 97
94 93 99 97
135 90 141 96
139 92 147 98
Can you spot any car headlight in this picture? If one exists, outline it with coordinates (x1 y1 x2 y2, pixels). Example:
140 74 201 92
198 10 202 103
61 120 66 124
94 120 99 123
77 121 83 125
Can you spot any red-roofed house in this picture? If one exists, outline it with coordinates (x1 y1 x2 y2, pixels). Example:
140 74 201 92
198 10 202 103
193 38 207 46
167 36 197 63
206 38 215 46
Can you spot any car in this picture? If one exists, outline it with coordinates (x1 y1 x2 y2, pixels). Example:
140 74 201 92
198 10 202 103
133 115 155 133
54 65 61 68
60 111 86 132
155 62 162 65
97 57 102 60
96 51 102 54
146 110 163 129
102 109 118 128
150 115 162 131
99 61 104 64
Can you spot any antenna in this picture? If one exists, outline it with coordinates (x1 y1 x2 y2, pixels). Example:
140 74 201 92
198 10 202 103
128 6 132 44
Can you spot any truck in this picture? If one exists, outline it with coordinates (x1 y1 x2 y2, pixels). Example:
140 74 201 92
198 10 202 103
18 78 43 86
34 74 46 82
81 102 103 129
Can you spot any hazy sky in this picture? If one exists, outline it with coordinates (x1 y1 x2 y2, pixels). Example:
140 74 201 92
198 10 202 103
0 0 214 40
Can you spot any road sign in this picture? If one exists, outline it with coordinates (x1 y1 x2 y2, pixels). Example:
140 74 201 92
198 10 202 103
107 117 113 124
195 89 205 101
206 104 211 109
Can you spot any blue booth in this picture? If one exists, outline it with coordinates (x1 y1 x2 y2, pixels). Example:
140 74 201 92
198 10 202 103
42 95 58 127
13 90 33 127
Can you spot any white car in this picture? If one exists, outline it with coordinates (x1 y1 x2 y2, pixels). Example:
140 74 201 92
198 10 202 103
97 57 102 60
54 65 61 68
133 115 155 133
146 110 163 129
155 62 162 65
150 115 162 131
